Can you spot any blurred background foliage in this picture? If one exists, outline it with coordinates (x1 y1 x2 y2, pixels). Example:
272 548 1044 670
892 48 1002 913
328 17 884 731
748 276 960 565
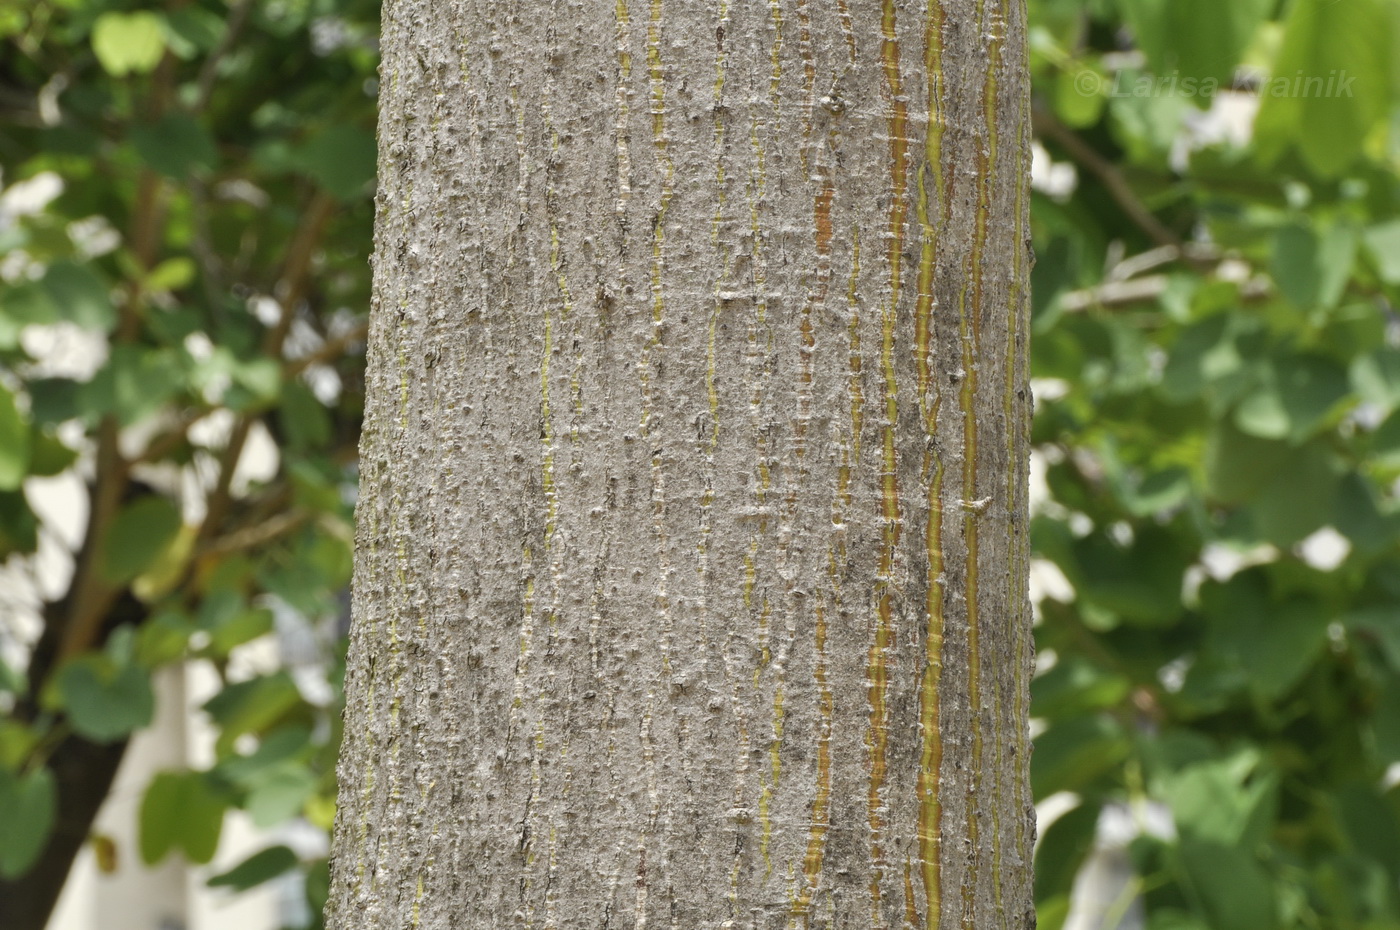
0 0 1398 929
1030 0 1400 928
0 0 376 926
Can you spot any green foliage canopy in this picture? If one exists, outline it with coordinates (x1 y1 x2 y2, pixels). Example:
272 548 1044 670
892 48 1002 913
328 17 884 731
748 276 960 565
1031 0 1400 928
0 0 377 924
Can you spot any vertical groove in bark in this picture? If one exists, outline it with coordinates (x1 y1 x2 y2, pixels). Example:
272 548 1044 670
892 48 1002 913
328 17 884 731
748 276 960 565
328 1 1033 928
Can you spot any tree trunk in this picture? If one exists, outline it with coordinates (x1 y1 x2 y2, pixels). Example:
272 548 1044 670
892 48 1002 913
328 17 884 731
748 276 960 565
327 0 1034 927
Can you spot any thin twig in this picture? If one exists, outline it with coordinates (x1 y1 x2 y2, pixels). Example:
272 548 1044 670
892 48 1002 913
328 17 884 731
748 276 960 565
200 511 310 562
194 0 255 112
195 191 337 551
286 319 370 378
56 54 183 663
1032 105 1187 254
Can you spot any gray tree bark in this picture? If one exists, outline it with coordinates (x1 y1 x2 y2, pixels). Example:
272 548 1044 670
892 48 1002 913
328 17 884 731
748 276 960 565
327 1 1033 927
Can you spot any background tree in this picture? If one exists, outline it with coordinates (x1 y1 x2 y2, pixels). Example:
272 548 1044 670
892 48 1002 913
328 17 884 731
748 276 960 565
1028 1 1400 927
0 2 377 928
326 0 1034 927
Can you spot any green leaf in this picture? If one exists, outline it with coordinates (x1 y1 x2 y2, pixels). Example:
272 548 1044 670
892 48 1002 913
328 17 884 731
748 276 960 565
1234 353 1350 442
1248 443 1340 547
28 428 78 477
1366 406 1400 467
43 261 116 331
1344 605 1400 672
1362 219 1400 285
279 380 331 450
101 496 183 584
1118 0 1272 86
0 657 20 695
0 766 56 879
1031 715 1130 798
1372 678 1400 763
1310 854 1396 925
1204 420 1288 501
136 611 195 667
1271 223 1356 311
1055 63 1107 128
1032 655 1131 718
91 11 168 77
245 763 317 827
231 357 282 406
162 7 226 58
1202 574 1329 700
88 345 186 427
207 845 298 891
1035 799 1103 903
304 857 331 915
290 126 377 201
216 726 313 786
55 656 155 743
1158 750 1278 848
208 608 274 655
203 674 303 753
0 721 38 771
1333 783 1400 879
1160 312 1258 407
0 385 30 490
1333 472 1394 553
197 588 244 631
1147 909 1211 930
139 770 225 865
1351 348 1400 412
1069 524 1191 627
1121 467 1193 519
1205 425 1339 544
144 257 197 292
1253 0 1393 176
0 490 38 557
1 281 59 326
1108 86 1190 161
1233 387 1290 441
130 114 218 179
26 378 85 426
288 459 343 514
1174 840 1278 930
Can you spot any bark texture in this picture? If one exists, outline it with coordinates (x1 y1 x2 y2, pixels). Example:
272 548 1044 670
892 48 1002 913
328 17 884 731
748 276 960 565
328 1 1033 927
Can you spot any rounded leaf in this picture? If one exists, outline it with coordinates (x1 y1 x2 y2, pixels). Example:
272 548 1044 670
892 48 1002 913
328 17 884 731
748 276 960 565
0 766 56 878
101 496 183 585
139 770 225 865
0 385 30 491
91 11 167 77
56 657 155 743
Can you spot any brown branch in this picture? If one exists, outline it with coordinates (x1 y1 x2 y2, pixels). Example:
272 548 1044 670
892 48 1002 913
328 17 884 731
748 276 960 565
1032 105 1187 254
135 320 367 468
195 191 337 551
1060 273 1273 312
265 191 338 353
194 0 255 112
286 319 370 378
55 38 201 663
56 157 174 664
200 510 310 562
1057 242 1274 312
188 178 225 309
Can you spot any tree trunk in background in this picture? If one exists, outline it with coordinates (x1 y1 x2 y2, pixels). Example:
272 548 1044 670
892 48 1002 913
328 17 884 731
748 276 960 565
327 0 1034 927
